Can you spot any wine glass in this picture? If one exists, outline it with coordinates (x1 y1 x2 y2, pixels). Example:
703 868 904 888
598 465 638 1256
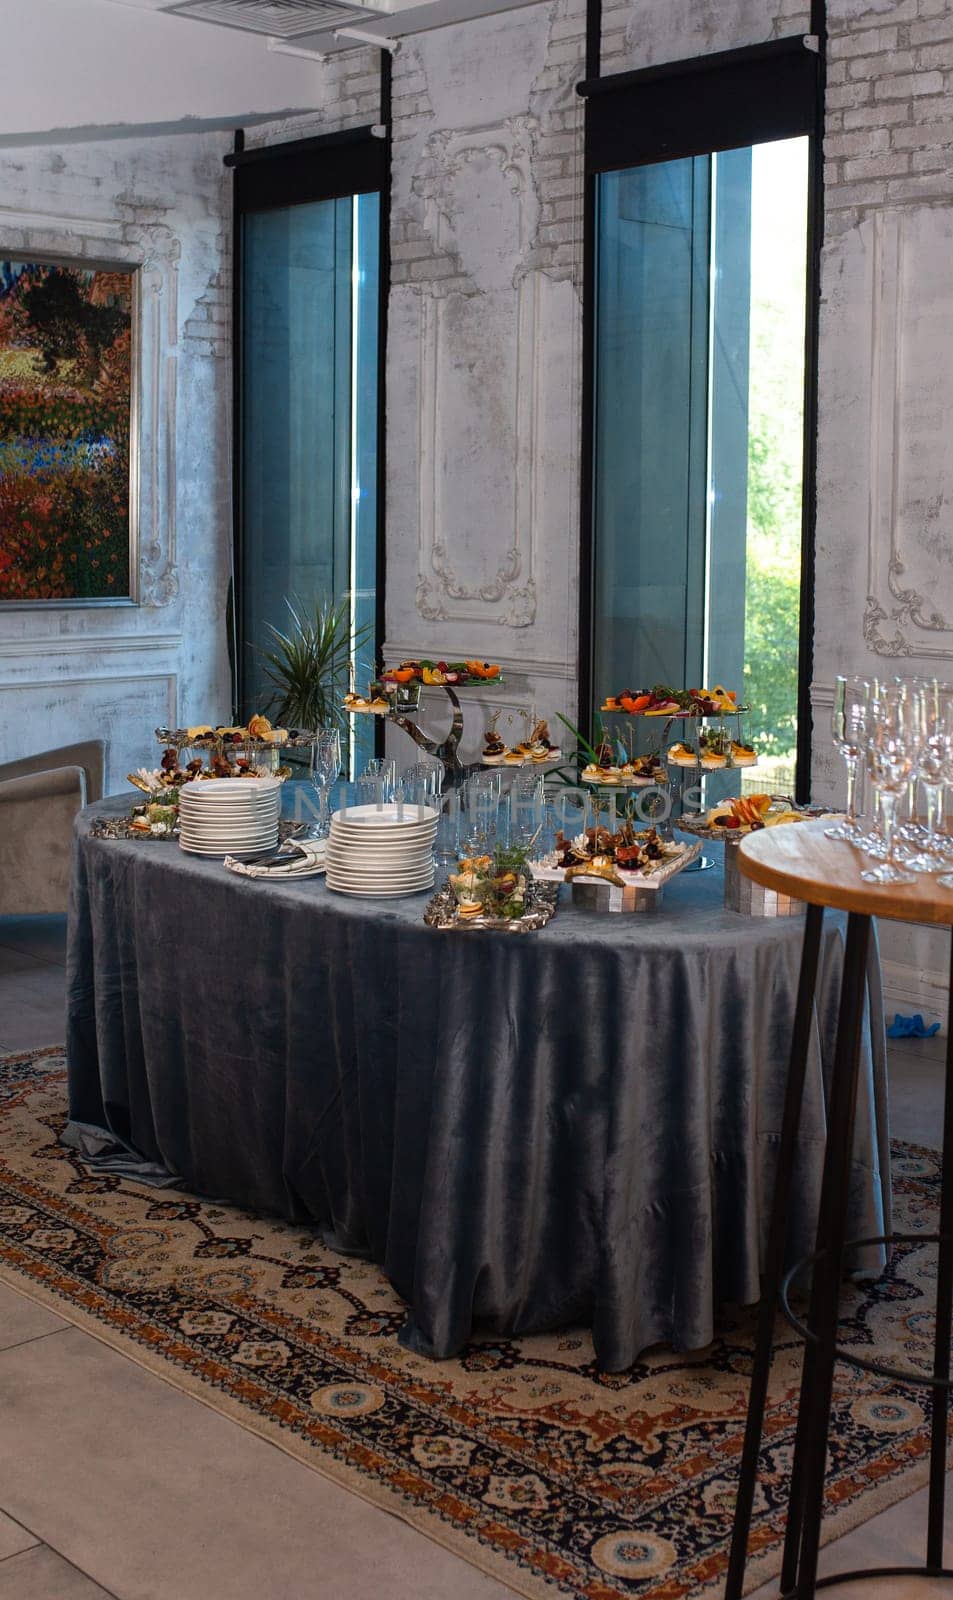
826 675 868 840
903 681 953 873
860 683 919 885
307 728 341 840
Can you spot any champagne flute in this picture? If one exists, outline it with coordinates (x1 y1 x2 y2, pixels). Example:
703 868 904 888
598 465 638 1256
904 681 952 872
826 675 868 840
307 727 341 840
860 683 918 885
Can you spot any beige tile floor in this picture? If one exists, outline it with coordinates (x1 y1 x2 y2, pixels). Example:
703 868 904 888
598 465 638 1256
0 914 950 1598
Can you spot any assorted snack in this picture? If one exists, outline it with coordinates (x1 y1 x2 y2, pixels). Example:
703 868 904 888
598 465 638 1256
682 794 814 835
533 822 695 887
382 658 502 688
667 730 757 770
581 752 665 787
482 716 561 767
601 684 741 717
426 842 559 932
343 684 392 714
155 715 302 750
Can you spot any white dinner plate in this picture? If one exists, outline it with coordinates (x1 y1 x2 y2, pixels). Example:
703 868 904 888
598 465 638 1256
327 842 437 857
182 777 281 798
177 832 276 844
180 798 280 812
325 860 435 878
327 884 434 898
180 841 279 857
326 855 434 874
326 868 434 887
330 803 439 827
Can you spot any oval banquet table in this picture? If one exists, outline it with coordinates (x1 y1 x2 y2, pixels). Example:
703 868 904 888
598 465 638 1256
64 797 891 1372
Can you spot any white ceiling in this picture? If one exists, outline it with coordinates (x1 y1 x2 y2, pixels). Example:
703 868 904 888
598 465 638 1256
0 0 547 145
104 0 549 61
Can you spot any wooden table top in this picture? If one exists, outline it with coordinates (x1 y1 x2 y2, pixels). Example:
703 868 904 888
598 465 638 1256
738 819 953 925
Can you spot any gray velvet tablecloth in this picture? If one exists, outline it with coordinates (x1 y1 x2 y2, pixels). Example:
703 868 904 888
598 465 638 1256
65 797 891 1371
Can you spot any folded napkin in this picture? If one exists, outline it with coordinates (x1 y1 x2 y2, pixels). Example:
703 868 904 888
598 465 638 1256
224 843 327 879
887 1012 941 1039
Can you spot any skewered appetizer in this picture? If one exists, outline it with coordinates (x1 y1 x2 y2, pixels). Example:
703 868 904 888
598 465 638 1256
548 824 678 878
581 752 665 786
483 718 561 766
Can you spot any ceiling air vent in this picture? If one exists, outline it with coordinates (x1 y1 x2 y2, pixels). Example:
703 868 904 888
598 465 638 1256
163 0 364 36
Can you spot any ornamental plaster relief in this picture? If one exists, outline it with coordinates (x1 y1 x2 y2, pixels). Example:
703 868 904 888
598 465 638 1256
860 205 953 661
412 119 541 630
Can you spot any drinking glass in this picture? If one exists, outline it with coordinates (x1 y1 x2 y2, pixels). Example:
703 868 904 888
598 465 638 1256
860 683 919 884
510 771 545 849
464 771 501 851
360 757 397 804
903 682 952 872
307 728 341 840
826 675 868 840
402 760 444 805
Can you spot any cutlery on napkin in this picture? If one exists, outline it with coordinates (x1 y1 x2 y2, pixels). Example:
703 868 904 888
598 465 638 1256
224 842 327 879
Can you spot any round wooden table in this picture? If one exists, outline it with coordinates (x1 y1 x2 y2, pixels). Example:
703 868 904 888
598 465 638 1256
725 821 953 1599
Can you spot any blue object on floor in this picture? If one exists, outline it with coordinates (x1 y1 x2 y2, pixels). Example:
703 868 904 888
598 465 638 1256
887 1012 941 1039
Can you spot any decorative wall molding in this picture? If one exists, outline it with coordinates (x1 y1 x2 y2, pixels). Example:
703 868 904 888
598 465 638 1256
5 670 177 707
864 206 953 660
414 118 541 629
0 632 182 663
0 204 124 242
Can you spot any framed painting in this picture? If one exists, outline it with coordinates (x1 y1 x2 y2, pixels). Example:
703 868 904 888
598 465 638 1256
0 254 139 606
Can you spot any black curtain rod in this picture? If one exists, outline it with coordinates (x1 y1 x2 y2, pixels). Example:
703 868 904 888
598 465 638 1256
224 123 382 168
577 33 819 98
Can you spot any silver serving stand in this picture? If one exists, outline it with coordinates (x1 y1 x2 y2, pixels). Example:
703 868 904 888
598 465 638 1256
596 702 754 874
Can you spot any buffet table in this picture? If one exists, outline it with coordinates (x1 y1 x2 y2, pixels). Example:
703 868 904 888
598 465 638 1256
65 797 891 1372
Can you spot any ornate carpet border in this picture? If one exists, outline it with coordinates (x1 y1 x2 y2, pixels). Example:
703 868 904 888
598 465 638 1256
0 1047 933 1600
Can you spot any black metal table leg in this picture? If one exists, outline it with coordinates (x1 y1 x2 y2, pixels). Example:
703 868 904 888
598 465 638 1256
724 904 825 1600
791 911 872 1598
927 927 953 1569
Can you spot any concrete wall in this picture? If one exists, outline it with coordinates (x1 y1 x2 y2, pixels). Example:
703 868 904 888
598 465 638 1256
0 132 233 791
815 0 953 1022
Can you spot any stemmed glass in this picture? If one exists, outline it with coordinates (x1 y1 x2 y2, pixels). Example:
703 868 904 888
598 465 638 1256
903 681 952 873
306 727 341 840
826 675 868 840
860 683 919 885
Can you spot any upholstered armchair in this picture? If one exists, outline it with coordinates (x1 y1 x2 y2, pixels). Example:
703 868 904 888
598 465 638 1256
0 741 105 916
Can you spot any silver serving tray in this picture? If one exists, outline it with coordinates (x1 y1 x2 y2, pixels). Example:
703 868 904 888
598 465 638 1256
423 878 559 932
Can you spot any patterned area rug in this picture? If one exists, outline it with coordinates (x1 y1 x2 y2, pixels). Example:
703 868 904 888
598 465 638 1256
0 1049 942 1599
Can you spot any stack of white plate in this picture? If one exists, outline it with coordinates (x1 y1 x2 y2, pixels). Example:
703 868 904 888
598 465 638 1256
326 802 439 897
178 777 281 857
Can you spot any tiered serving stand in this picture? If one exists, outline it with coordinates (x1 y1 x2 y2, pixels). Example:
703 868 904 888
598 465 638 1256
344 680 482 780
592 699 755 870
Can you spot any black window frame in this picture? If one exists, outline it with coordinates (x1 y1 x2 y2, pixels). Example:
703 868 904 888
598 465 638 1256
577 22 825 804
228 115 390 733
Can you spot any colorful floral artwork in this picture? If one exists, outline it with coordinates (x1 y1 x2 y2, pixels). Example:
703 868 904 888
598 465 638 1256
0 258 136 603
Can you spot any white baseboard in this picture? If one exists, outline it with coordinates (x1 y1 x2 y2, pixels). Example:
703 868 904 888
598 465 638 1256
882 958 948 1033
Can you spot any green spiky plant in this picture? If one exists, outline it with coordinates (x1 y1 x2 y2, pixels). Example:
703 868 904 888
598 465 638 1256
258 596 372 732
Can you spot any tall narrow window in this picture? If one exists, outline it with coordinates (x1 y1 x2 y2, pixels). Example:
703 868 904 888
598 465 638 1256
582 40 820 795
234 135 385 771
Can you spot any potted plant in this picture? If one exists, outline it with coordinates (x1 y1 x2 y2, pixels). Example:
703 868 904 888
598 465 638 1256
259 596 372 741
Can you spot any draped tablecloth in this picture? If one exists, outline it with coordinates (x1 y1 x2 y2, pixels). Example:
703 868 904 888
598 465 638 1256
65 797 890 1371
